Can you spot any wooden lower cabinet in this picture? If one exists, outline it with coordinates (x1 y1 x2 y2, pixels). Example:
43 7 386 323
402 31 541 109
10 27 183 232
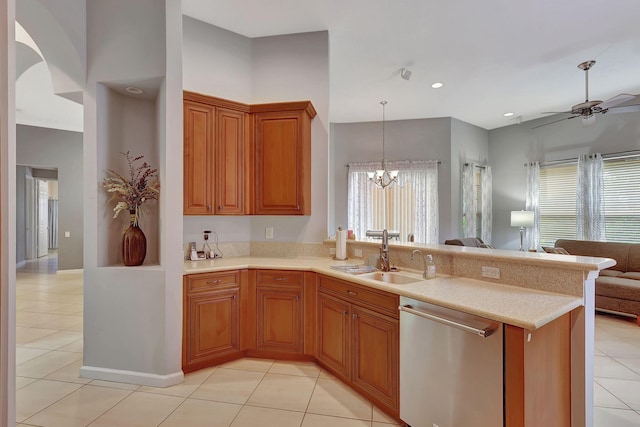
256 285 303 352
317 293 351 380
255 270 305 354
183 271 244 372
352 306 399 409
316 275 400 417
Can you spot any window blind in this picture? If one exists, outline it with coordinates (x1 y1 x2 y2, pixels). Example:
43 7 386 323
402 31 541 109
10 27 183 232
539 157 640 246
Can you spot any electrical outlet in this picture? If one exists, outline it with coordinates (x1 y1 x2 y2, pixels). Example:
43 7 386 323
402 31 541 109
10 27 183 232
482 266 500 279
265 227 274 239
64 231 70 237
354 249 363 257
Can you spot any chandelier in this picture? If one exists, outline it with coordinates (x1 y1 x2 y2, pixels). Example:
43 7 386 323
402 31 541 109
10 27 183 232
367 101 398 189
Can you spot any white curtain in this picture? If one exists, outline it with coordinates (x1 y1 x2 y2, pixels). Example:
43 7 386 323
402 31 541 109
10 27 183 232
347 160 439 244
480 166 492 244
577 153 606 241
525 162 540 250
462 163 476 238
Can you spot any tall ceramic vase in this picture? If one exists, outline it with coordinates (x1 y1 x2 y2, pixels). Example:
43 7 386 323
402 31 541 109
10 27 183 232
122 210 146 266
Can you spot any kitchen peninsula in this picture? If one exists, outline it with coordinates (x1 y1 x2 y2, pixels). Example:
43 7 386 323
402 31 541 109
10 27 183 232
183 242 613 427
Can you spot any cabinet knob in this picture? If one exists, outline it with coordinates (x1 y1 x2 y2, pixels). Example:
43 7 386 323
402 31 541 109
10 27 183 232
347 290 358 296
218 205 221 210
343 311 348 316
296 295 300 301
352 313 358 320
208 205 212 211
233 294 237 300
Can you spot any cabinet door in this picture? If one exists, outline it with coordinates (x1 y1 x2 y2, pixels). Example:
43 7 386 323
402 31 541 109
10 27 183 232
256 285 303 353
254 111 307 215
184 287 239 370
183 101 214 214
215 108 245 214
317 293 351 380
352 306 399 410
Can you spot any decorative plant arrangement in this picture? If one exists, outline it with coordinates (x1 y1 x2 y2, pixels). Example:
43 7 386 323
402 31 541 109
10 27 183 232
102 151 159 266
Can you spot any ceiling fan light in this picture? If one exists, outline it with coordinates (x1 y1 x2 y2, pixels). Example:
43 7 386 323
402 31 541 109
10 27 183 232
582 115 596 126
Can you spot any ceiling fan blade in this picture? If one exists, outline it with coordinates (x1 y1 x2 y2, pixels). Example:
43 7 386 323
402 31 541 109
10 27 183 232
540 111 571 114
531 115 577 129
599 93 636 110
609 104 640 114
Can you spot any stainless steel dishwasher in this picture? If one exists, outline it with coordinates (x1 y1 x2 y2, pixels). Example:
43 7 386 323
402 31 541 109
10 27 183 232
399 296 503 427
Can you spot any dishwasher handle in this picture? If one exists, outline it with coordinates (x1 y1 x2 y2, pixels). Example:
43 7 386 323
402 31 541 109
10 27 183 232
399 305 497 338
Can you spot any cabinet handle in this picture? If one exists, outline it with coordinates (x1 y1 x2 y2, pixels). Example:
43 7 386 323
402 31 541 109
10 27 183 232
275 277 287 281
207 279 222 284
347 290 358 296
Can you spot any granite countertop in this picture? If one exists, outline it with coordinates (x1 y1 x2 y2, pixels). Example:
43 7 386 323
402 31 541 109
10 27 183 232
183 256 588 331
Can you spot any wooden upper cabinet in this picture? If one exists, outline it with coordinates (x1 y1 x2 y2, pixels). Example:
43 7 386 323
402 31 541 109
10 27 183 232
183 100 214 214
215 108 246 214
183 92 315 216
253 102 315 215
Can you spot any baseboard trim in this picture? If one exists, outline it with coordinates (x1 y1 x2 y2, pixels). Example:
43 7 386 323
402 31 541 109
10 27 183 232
16 261 26 268
80 365 184 388
56 269 84 275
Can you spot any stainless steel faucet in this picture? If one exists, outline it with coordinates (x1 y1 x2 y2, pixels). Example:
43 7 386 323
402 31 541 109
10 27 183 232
411 249 428 279
379 229 390 271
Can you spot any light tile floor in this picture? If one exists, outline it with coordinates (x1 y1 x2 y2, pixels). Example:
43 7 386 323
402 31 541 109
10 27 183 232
13 252 640 426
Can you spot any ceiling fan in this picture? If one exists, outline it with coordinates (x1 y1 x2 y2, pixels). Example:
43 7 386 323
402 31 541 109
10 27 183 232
533 60 640 129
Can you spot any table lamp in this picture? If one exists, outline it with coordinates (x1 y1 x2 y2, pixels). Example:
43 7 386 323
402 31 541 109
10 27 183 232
511 210 534 251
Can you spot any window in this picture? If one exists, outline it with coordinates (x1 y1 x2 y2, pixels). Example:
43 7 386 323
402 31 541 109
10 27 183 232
347 160 439 244
539 157 640 246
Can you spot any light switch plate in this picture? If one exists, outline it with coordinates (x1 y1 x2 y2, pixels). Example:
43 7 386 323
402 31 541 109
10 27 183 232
265 227 274 239
64 231 71 237
354 249 363 257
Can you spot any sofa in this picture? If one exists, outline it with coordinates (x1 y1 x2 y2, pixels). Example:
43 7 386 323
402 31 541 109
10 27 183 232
444 237 494 248
555 239 640 324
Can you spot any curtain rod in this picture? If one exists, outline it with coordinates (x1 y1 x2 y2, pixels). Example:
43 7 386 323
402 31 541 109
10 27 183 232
346 160 442 167
523 150 640 167
464 162 487 169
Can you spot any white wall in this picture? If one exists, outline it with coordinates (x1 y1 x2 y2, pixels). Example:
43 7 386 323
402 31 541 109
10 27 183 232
489 111 640 250
182 20 330 245
82 0 184 386
0 0 16 423
16 124 82 270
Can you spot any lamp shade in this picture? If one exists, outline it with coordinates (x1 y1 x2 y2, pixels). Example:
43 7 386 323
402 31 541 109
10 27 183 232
511 210 534 228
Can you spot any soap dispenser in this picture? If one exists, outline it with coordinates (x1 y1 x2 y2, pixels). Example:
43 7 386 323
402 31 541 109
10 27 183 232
425 255 436 279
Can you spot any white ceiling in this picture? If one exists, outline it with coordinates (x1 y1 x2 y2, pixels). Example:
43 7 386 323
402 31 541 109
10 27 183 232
16 1 640 131
183 0 640 130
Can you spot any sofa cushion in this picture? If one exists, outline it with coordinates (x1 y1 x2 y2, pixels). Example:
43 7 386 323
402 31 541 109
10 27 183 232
600 270 624 277
542 246 570 254
555 239 627 272
596 276 640 299
619 272 640 280
627 244 640 273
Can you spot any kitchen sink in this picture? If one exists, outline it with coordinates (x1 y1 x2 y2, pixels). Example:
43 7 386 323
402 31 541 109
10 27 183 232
360 271 423 285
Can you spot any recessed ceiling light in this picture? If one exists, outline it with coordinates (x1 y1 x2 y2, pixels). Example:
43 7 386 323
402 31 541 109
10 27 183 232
431 82 443 89
503 112 514 117
126 86 144 95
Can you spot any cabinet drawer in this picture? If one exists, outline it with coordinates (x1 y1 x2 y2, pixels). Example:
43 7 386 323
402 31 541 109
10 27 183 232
256 270 304 286
186 271 240 293
319 275 399 318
